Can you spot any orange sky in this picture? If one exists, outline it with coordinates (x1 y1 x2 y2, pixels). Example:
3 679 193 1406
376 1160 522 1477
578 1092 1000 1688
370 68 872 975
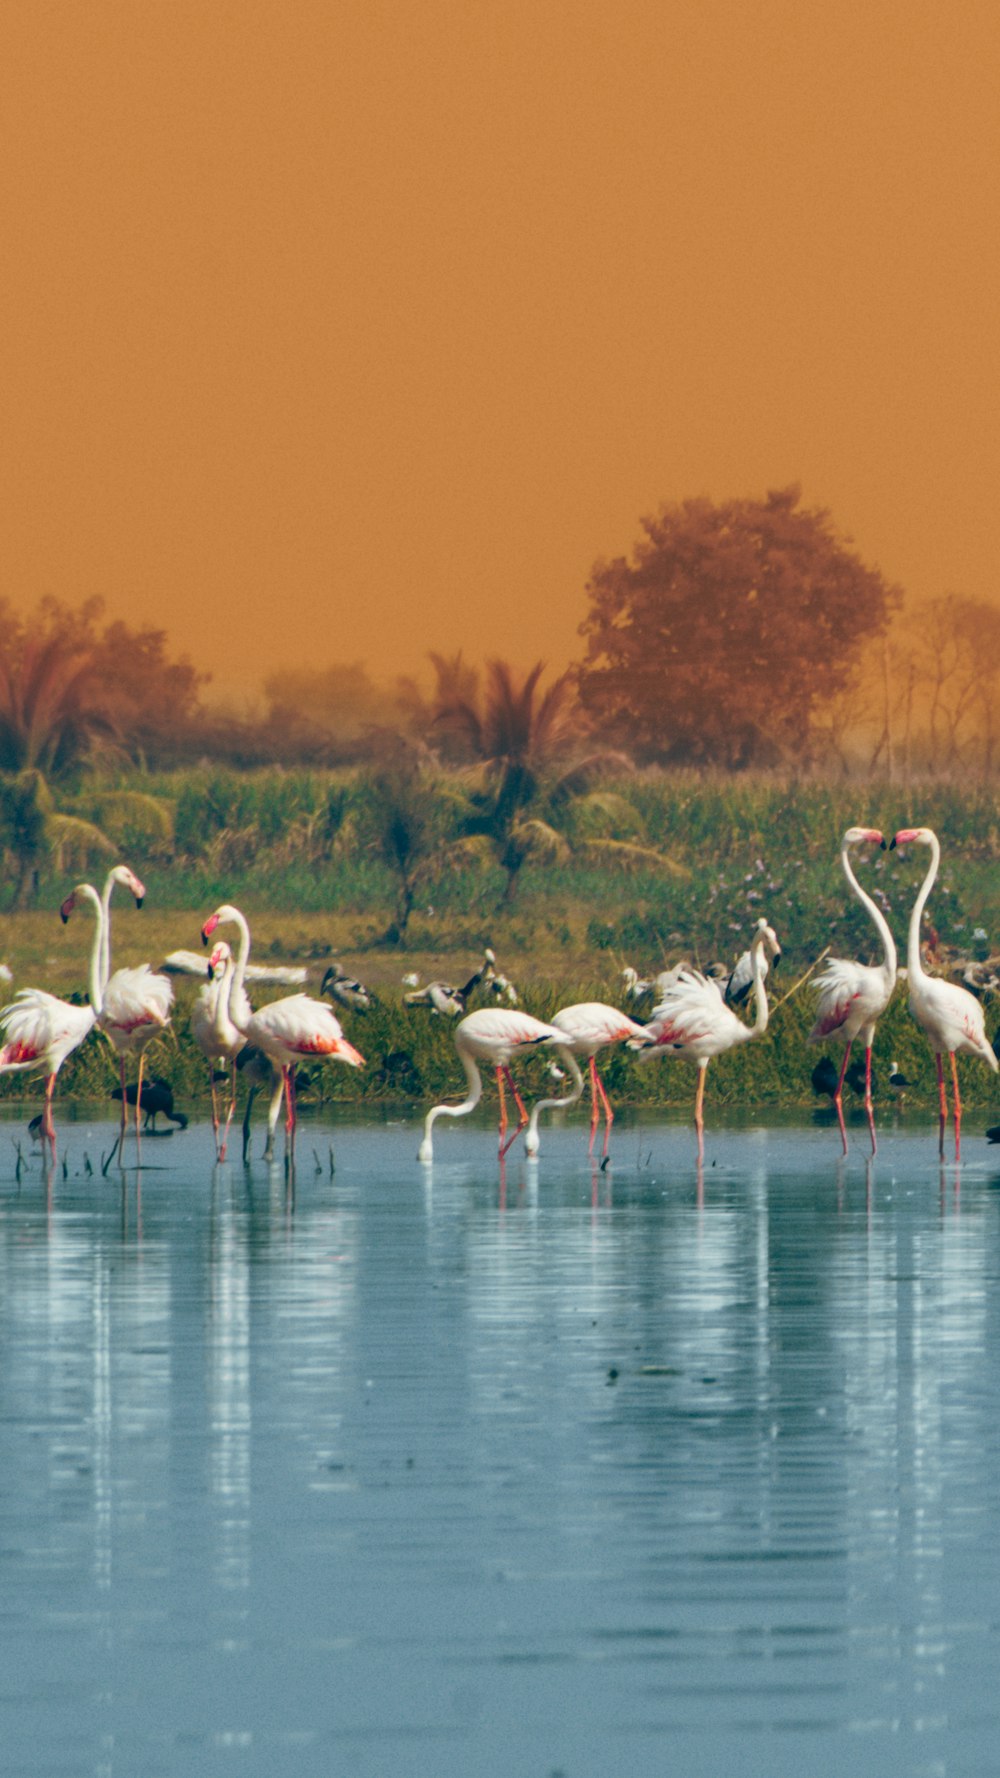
2 0 997 700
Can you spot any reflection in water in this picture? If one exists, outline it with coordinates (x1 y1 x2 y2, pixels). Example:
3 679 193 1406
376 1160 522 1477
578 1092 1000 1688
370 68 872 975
1 1118 1000 1775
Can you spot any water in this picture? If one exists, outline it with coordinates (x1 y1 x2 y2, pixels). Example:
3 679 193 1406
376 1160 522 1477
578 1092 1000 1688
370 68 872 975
2 1110 1000 1777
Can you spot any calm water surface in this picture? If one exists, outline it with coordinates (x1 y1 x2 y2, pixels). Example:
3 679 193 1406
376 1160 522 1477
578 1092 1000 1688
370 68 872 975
2 1110 1000 1777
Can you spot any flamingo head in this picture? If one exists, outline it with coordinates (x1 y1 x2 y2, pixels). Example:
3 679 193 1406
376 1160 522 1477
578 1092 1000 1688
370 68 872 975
109 863 146 907
889 826 934 850
844 826 886 850
207 940 232 979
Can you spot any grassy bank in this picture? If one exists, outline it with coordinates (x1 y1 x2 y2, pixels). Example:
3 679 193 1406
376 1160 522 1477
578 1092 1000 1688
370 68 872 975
2 773 998 1118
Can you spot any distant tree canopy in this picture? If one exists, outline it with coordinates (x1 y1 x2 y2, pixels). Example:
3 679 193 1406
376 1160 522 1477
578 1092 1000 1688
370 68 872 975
576 486 902 767
0 597 204 776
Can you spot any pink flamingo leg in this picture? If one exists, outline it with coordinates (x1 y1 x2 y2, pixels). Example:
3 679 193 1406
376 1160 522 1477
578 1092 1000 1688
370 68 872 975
833 1043 852 1157
587 1058 601 1154
135 1054 146 1149
500 1064 529 1157
950 1052 962 1161
119 1059 128 1137
694 1063 707 1163
863 1045 877 1157
209 1068 220 1151
495 1066 508 1155
220 1062 237 1161
592 1061 615 1159
935 1053 947 1158
42 1072 57 1156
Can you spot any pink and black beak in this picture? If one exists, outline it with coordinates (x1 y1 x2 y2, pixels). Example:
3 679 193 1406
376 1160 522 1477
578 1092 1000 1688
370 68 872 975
59 892 76 925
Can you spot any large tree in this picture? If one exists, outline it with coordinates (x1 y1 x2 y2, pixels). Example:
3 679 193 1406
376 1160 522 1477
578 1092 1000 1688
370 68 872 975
576 486 901 768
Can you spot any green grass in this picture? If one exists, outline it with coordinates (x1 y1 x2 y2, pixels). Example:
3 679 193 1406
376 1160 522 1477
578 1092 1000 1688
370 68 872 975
3 769 999 1120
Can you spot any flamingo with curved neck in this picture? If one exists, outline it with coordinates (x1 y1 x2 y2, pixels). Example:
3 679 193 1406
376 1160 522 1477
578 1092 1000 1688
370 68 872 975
203 905 364 1155
808 827 896 1155
890 826 997 1158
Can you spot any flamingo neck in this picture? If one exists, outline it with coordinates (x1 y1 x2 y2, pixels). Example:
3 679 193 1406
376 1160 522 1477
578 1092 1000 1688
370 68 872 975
223 909 252 1030
842 838 896 988
74 885 105 1013
100 873 114 991
422 1040 484 1149
212 956 237 1046
525 1051 585 1151
906 833 940 982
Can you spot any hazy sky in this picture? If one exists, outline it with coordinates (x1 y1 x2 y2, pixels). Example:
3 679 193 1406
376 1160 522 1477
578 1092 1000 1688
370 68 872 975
2 0 997 698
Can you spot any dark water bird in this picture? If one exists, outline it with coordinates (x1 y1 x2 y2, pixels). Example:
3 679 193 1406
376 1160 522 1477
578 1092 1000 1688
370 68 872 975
846 1056 876 1098
987 1125 1000 1145
811 1056 840 1100
889 1060 912 1101
320 963 375 1012
111 1076 188 1131
404 949 496 1018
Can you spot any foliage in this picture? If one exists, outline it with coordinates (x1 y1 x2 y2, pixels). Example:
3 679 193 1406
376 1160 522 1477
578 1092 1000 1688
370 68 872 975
355 740 444 941
577 485 901 768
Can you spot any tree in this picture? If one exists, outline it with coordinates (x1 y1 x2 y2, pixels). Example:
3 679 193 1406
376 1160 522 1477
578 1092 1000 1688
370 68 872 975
433 659 629 902
576 486 901 768
357 737 443 942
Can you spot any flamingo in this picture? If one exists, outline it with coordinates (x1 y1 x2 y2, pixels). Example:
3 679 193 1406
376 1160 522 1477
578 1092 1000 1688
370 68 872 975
0 883 104 1154
524 1003 654 1159
89 870 174 1143
419 1006 567 1162
202 906 365 1151
637 918 778 1161
890 826 998 1158
191 939 246 1158
807 826 895 1156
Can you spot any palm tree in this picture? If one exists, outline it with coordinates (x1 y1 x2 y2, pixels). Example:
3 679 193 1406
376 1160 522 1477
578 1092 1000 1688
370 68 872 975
0 602 120 777
433 660 632 903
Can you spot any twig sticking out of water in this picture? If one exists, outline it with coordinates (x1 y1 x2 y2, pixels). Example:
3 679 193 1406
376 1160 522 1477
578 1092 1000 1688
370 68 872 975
328 1146 336 1178
13 1139 24 1183
101 1135 122 1177
312 1148 322 1176
84 1154 93 1177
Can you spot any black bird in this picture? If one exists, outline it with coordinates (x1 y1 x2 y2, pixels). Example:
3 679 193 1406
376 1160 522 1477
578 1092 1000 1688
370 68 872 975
111 1076 188 1132
987 1125 1000 1145
811 1056 840 1099
888 1060 912 1101
846 1056 875 1098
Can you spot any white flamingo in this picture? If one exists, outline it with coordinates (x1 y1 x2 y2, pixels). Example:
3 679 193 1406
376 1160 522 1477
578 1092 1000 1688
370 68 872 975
0 883 104 1153
891 826 998 1158
202 906 364 1152
808 826 896 1155
639 918 778 1161
89 870 173 1142
191 939 247 1158
524 1002 654 1159
419 1006 566 1162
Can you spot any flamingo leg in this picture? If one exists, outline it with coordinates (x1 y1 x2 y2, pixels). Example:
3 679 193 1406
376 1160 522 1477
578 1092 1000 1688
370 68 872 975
833 1043 852 1156
119 1058 128 1137
863 1045 877 1157
495 1066 508 1154
209 1067 220 1152
265 1074 284 1161
220 1061 237 1161
950 1052 962 1161
935 1053 947 1158
43 1071 57 1156
694 1062 708 1163
135 1054 146 1149
243 1085 258 1162
587 1058 601 1154
592 1060 615 1159
500 1064 529 1157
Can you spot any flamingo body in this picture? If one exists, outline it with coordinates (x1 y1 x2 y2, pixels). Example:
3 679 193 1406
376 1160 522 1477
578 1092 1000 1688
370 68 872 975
808 828 895 1155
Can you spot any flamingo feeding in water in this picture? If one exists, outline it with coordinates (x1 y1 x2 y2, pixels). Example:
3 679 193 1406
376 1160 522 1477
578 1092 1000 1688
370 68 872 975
890 826 998 1158
0 883 105 1154
808 826 896 1156
637 918 780 1161
202 905 365 1151
524 1002 654 1160
419 1006 566 1162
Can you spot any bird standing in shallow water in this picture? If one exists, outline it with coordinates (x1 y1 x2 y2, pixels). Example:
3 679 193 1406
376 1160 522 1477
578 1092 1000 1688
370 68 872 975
419 1007 565 1162
891 827 998 1159
638 918 779 1163
809 827 896 1157
524 1002 654 1160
